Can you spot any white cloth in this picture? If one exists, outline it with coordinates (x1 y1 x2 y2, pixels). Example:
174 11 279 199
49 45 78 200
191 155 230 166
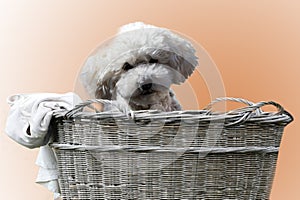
5 92 82 199
36 146 61 199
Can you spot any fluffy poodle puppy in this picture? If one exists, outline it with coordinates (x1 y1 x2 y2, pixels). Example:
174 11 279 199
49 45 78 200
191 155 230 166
80 22 198 114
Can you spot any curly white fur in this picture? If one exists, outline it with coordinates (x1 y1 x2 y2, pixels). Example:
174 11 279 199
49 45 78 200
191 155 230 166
80 22 198 113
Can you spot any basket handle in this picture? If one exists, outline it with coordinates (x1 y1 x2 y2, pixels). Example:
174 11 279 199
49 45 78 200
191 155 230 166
204 97 286 126
204 97 284 115
205 97 255 111
65 99 118 118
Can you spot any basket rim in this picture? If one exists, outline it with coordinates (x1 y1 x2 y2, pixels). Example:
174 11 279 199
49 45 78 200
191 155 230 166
57 109 292 126
54 98 293 127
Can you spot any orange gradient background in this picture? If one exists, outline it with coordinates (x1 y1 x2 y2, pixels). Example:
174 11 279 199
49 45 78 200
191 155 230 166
0 1 299 199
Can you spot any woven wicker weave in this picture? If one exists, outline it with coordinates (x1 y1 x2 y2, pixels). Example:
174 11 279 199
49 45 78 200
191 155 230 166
51 98 293 200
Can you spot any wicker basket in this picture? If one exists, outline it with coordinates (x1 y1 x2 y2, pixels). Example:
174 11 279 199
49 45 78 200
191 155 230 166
51 98 293 200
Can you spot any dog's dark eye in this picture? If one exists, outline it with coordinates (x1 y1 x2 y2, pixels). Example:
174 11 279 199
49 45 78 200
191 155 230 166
122 62 134 71
149 58 158 63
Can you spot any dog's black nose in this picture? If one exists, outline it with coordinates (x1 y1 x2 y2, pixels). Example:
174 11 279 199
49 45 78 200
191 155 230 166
141 83 152 91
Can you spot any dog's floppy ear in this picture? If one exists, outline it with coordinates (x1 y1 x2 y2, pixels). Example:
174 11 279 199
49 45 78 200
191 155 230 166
169 52 198 83
164 31 198 84
80 54 115 99
151 47 198 84
95 83 111 99
95 76 119 99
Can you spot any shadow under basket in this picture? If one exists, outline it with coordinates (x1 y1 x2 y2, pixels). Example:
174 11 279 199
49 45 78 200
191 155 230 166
50 98 293 200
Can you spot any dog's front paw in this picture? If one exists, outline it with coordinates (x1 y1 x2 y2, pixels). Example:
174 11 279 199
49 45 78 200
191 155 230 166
150 104 165 111
115 102 135 119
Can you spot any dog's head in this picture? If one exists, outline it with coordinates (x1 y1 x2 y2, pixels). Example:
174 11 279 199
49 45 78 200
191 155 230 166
80 22 198 110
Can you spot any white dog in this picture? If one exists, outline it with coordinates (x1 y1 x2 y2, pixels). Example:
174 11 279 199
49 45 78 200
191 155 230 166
80 22 198 114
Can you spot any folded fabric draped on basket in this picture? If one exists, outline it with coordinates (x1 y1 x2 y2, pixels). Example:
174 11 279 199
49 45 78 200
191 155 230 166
5 92 82 199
